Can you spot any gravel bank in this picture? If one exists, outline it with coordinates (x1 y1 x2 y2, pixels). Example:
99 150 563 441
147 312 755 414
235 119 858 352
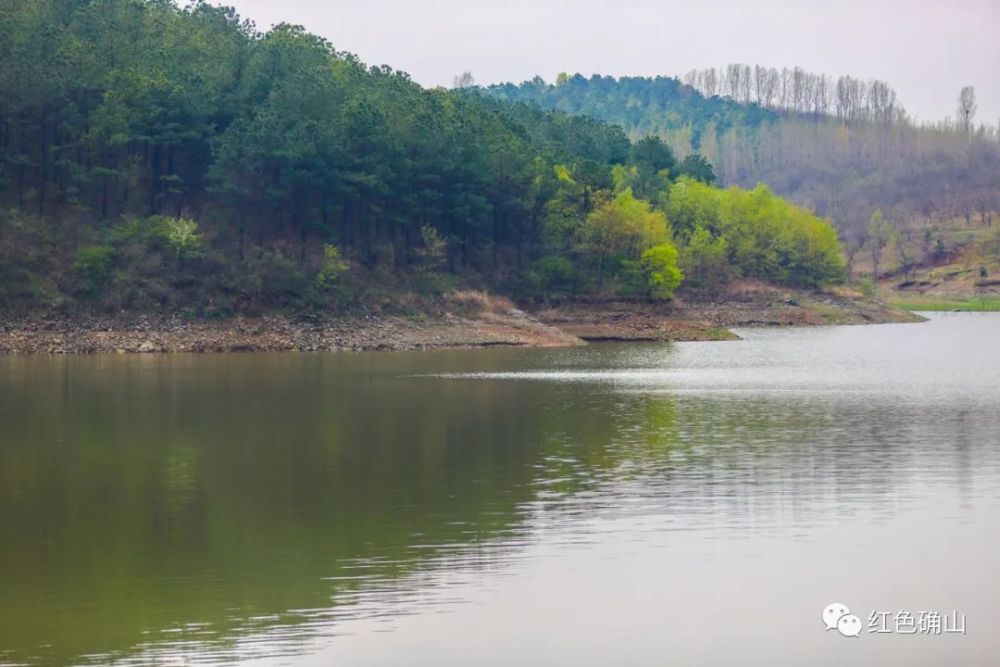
0 310 581 354
0 285 923 354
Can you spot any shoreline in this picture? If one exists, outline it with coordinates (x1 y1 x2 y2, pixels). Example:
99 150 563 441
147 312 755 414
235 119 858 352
0 287 924 355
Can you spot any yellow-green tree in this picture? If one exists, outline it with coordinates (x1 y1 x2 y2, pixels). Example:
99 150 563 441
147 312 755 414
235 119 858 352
641 243 684 299
664 179 845 288
682 226 730 289
577 189 672 293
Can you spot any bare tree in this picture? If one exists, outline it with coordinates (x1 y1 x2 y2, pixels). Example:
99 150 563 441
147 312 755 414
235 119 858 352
724 63 741 100
867 209 893 278
738 64 752 104
452 71 476 89
778 68 791 110
801 71 817 115
836 76 866 124
835 76 851 120
791 67 806 112
868 80 897 126
842 221 869 278
702 68 719 97
958 86 977 134
812 74 830 117
753 65 768 105
764 68 779 108
853 79 869 122
684 63 905 127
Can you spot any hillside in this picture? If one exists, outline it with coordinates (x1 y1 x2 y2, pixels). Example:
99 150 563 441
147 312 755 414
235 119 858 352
484 69 1000 286
485 75 775 155
0 1 853 325
873 218 1000 311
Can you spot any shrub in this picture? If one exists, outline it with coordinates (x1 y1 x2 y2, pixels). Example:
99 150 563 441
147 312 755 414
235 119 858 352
415 225 448 271
681 226 730 289
159 217 203 261
73 245 116 293
641 243 684 299
532 255 576 292
0 262 61 309
859 276 877 298
317 244 348 289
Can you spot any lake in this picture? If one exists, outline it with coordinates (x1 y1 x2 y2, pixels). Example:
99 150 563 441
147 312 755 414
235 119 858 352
1 313 998 666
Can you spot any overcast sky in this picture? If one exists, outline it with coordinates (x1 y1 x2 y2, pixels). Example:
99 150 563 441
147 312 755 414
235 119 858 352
218 0 999 124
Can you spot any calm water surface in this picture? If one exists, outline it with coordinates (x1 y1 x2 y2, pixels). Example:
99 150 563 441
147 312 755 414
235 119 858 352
1 313 999 666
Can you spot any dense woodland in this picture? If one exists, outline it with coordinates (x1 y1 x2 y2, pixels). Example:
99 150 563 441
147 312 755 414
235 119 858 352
489 69 1000 277
0 1 847 315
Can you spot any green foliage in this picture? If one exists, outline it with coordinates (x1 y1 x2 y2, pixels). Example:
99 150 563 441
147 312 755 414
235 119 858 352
578 190 671 258
579 192 664 252
0 0 844 313
676 154 716 184
0 261 60 309
859 276 877 298
660 177 722 241
641 243 684 299
682 226 730 289
484 75 776 149
537 164 592 255
666 178 846 288
317 244 348 289
73 246 117 294
251 250 309 305
530 255 576 293
577 189 672 292
487 71 1000 263
888 295 1000 312
630 136 677 173
159 217 203 260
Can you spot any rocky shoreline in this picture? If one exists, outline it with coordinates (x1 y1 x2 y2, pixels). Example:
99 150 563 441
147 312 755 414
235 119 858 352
0 285 923 354
0 310 581 354
532 284 923 343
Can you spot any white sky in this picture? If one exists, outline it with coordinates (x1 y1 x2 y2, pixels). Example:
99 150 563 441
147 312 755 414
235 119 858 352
217 0 1000 124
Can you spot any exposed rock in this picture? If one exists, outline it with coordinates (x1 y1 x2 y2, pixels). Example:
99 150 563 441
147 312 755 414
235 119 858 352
531 284 922 342
0 310 584 355
0 285 922 355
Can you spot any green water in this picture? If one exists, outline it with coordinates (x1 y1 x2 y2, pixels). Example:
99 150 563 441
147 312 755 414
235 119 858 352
1 313 999 665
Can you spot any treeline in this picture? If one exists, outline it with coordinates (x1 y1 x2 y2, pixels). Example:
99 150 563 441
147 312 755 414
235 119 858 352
0 1 844 314
485 74 775 156
682 65 903 125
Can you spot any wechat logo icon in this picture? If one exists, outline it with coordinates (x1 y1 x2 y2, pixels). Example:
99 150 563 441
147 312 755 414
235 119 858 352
823 602 862 638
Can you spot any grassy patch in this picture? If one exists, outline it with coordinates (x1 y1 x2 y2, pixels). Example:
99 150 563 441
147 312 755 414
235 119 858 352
888 296 1000 312
695 326 741 341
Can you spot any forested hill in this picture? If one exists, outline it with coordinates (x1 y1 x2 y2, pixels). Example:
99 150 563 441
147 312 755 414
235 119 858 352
485 70 1000 280
0 1 844 316
485 75 776 151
